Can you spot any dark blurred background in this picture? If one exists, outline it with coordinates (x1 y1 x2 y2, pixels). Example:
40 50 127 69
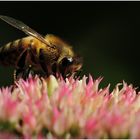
0 1 140 90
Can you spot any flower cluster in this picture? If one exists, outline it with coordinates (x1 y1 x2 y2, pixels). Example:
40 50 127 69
0 75 140 138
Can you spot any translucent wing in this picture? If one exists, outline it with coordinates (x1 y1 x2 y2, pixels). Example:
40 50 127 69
0 15 51 46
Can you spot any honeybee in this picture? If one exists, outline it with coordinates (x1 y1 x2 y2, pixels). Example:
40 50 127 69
0 15 82 80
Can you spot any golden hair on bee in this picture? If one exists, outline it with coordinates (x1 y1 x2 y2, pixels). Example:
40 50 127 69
0 15 83 80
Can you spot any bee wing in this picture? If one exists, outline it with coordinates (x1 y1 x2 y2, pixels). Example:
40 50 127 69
0 15 51 46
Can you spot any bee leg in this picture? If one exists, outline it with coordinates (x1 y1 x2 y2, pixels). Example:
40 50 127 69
14 67 32 80
13 70 16 81
74 70 82 79
40 59 52 77
22 65 34 79
39 49 52 77
28 65 34 76
13 69 22 81
14 49 28 80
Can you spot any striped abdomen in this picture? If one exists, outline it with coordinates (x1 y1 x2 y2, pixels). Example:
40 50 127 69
0 36 51 67
0 38 25 66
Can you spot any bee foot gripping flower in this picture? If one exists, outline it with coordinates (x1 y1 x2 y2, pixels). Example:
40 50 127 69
0 75 140 138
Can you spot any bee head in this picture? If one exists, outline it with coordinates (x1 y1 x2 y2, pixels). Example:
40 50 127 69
58 55 83 78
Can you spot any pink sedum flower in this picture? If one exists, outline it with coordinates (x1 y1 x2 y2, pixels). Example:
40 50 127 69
0 75 140 138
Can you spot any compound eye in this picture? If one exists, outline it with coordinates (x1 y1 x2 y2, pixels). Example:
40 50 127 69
61 57 73 67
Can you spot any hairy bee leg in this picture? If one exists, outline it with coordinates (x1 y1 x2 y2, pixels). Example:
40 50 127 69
17 50 28 68
14 65 34 80
74 70 82 79
13 69 17 81
13 68 24 80
22 65 34 79
39 49 52 77
14 49 28 80
40 60 52 77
